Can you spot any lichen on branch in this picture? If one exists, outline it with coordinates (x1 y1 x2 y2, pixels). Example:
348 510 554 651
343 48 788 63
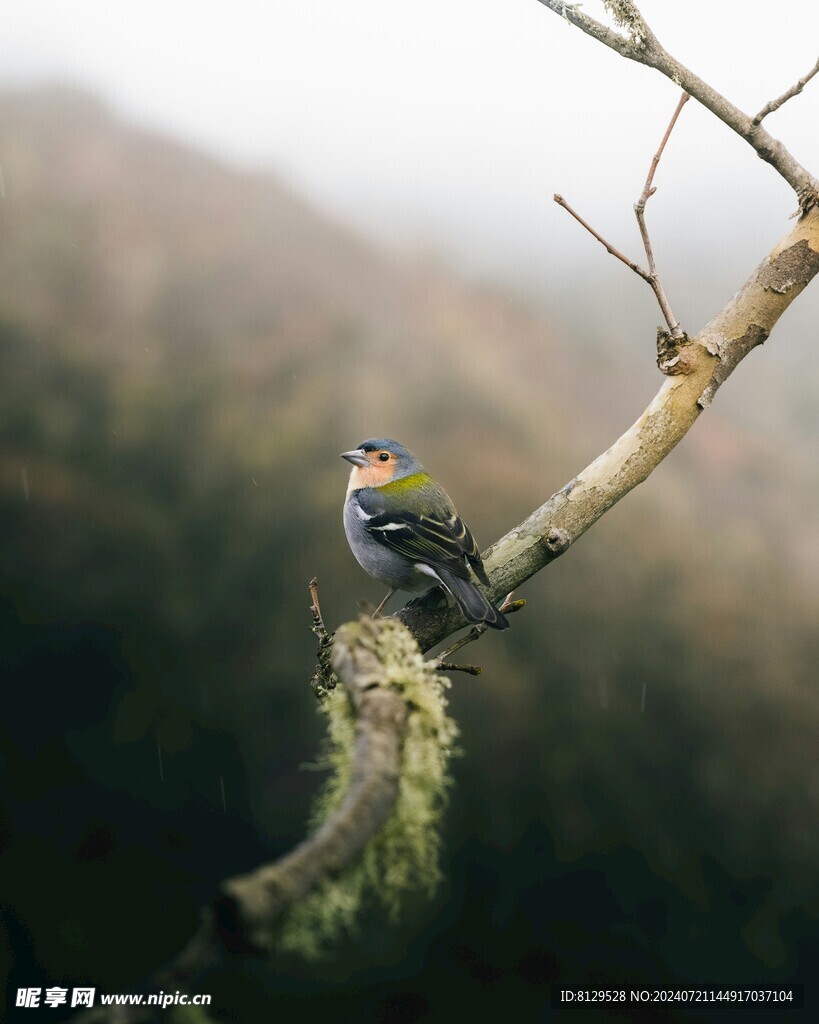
278 618 457 957
211 618 457 958
603 0 649 47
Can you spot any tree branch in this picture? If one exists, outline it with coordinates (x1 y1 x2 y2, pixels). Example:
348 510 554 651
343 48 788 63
399 206 819 652
432 592 525 675
76 617 422 1021
634 91 689 339
536 1 819 210
554 192 653 283
753 55 819 125
554 90 689 342
76 12 819 1016
216 616 411 951
308 576 338 698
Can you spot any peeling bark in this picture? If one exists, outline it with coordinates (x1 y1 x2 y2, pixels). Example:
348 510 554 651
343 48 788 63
758 239 819 295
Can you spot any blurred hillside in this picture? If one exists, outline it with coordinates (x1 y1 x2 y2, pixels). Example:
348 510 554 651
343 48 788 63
0 87 817 1021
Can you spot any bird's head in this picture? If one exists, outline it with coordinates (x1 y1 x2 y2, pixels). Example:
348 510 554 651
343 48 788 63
341 438 423 489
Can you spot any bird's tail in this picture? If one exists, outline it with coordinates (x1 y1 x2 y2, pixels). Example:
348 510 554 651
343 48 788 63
435 568 509 630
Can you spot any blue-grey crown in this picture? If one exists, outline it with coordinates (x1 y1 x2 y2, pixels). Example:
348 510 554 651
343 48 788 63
356 438 423 477
357 438 412 458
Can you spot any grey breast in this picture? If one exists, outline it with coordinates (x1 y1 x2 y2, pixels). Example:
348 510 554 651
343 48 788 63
344 490 425 591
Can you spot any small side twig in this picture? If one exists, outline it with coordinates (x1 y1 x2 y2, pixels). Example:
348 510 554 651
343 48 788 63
431 592 525 674
752 56 819 126
554 193 650 281
436 661 482 676
309 576 338 698
309 576 327 637
555 91 689 344
633 91 688 339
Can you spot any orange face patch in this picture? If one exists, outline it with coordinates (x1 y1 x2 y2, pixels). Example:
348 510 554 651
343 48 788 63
347 449 397 490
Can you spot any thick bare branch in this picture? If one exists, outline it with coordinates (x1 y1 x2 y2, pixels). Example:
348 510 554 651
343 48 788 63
536 1 819 210
753 56 819 125
399 206 819 652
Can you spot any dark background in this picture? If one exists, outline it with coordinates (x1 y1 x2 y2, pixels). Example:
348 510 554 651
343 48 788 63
0 88 817 1022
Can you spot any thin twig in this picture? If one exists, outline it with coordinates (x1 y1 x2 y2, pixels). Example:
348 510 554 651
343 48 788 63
554 193 652 283
436 661 482 676
633 91 689 339
309 576 326 636
753 56 819 126
431 593 525 672
434 625 485 664
308 576 337 697
635 92 689 229
555 91 688 339
556 104 687 343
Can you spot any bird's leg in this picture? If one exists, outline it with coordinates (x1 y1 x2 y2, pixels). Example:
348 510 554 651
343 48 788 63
372 587 396 618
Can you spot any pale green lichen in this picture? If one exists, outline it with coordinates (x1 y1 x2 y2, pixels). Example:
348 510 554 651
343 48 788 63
603 0 648 48
278 621 458 959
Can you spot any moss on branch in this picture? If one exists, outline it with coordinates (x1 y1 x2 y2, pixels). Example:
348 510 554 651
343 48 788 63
211 618 457 957
278 618 457 957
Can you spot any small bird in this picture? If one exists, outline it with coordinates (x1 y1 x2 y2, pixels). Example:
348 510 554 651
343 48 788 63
341 438 509 629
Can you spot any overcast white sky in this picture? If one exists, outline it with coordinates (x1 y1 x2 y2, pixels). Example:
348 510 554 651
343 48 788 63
3 1 819 289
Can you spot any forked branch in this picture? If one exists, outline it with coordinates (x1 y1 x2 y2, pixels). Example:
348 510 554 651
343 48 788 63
554 90 689 341
633 91 689 338
553 193 651 281
537 0 819 210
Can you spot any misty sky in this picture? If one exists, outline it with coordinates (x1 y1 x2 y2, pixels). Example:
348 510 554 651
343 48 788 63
3 1 819 291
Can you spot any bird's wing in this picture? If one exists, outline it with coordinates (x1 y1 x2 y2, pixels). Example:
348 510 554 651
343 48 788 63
364 509 483 582
460 519 489 586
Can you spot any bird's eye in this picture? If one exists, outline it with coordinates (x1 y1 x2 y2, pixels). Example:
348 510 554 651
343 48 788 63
379 452 390 462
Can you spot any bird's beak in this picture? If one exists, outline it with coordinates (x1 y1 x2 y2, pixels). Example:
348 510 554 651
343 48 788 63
340 449 369 468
